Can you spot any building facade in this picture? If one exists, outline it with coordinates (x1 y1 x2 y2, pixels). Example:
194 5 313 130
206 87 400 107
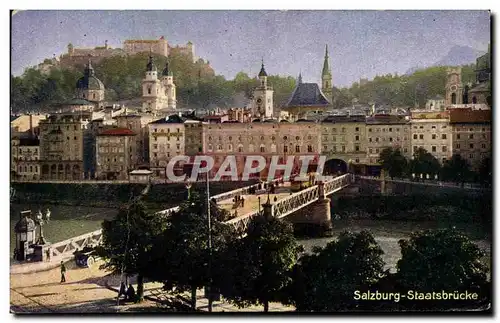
148 115 186 177
410 111 452 164
449 109 491 171
365 115 412 164
96 128 137 180
11 137 40 180
123 37 169 57
38 113 90 180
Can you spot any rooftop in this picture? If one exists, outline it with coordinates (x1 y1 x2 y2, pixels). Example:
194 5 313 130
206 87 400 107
19 137 40 146
98 128 136 136
449 109 491 124
284 83 331 108
150 115 185 124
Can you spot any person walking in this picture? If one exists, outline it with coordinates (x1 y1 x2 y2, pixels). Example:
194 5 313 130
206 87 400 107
117 282 127 304
60 261 66 283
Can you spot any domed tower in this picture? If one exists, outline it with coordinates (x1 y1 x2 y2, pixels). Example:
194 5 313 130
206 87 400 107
161 61 177 110
75 59 105 107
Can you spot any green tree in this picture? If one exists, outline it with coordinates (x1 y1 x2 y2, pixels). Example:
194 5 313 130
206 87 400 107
478 156 492 187
219 215 301 312
378 147 408 179
409 147 441 180
99 200 166 302
147 191 232 310
397 229 490 309
286 231 385 311
441 153 471 185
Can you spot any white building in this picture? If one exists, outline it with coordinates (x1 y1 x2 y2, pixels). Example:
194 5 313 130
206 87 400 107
141 56 177 113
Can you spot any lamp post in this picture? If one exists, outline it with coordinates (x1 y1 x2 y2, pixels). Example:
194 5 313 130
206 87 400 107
35 208 50 245
185 182 192 200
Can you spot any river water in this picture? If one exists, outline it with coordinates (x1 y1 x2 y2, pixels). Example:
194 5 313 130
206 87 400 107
10 203 490 272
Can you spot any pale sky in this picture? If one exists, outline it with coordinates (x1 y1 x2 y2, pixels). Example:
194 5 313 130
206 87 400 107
11 10 490 87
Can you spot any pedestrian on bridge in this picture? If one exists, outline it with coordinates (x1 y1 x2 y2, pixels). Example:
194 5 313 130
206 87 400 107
60 261 66 283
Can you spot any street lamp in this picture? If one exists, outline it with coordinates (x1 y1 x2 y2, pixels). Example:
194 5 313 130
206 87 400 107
35 208 50 245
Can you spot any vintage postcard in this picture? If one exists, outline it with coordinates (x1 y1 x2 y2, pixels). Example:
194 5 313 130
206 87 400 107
10 10 492 314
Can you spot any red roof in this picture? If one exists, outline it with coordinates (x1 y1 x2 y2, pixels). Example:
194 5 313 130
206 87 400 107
98 128 136 136
449 109 491 124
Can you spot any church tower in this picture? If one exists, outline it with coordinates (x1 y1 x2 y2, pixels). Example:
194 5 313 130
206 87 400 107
252 59 274 119
321 45 333 104
142 54 164 113
445 67 463 106
161 61 177 110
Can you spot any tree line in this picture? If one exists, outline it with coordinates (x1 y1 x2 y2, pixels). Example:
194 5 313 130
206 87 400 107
10 52 297 113
378 147 492 187
97 191 490 312
11 51 475 113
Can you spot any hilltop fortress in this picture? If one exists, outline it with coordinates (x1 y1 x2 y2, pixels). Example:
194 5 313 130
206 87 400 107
54 36 197 69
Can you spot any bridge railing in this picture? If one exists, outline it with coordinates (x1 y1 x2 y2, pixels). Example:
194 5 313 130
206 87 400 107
324 173 354 195
211 177 282 204
44 229 103 261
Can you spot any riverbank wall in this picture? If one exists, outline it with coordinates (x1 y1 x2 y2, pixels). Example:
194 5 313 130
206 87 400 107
11 180 258 208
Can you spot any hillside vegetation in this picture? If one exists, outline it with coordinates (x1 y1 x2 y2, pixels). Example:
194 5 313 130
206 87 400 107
11 51 475 113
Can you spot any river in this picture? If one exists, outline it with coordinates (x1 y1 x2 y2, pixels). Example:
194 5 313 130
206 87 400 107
10 203 490 272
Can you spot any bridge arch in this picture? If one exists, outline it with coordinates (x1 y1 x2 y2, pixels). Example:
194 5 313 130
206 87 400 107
323 158 348 175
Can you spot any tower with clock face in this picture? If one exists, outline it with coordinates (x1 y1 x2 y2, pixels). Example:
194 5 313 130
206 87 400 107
252 60 274 119
445 67 463 106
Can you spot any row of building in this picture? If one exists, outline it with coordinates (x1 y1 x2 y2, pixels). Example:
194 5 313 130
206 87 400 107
12 43 491 181
11 107 491 181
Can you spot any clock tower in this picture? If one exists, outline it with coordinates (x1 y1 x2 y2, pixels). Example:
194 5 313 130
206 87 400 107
252 59 274 119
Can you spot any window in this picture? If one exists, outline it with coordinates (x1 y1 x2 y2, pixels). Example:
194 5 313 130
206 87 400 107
396 128 400 132
375 138 379 143
342 145 346 152
283 136 288 140
332 136 336 142
154 153 158 157
469 134 474 139
431 125 436 129
389 138 393 142
284 146 288 153
389 128 392 132
208 144 213 151
432 146 436 152
35 166 38 172
355 145 360 152
260 146 265 153
442 146 447 152
355 135 360 141
341 128 346 133
368 128 372 132
442 158 447 164
456 144 460 149
332 146 336 152
457 134 460 139
296 136 300 140
419 134 424 140
469 154 474 159
295 145 300 153
375 148 379 153
29 166 32 172
481 143 486 149
419 126 424 129
153 144 158 149
355 158 359 163
413 146 418 152
469 128 473 132
307 145 313 152
332 128 337 133
404 148 408 153
217 144 223 151
413 134 418 139
176 144 180 149
369 138 372 142
432 134 436 139
228 144 233 152
355 127 360 132
441 134 447 140
238 146 243 153
369 148 373 153
470 144 474 149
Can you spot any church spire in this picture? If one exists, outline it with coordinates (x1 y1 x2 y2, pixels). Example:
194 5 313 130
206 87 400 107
85 58 94 76
298 71 302 84
322 44 331 76
258 57 268 77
